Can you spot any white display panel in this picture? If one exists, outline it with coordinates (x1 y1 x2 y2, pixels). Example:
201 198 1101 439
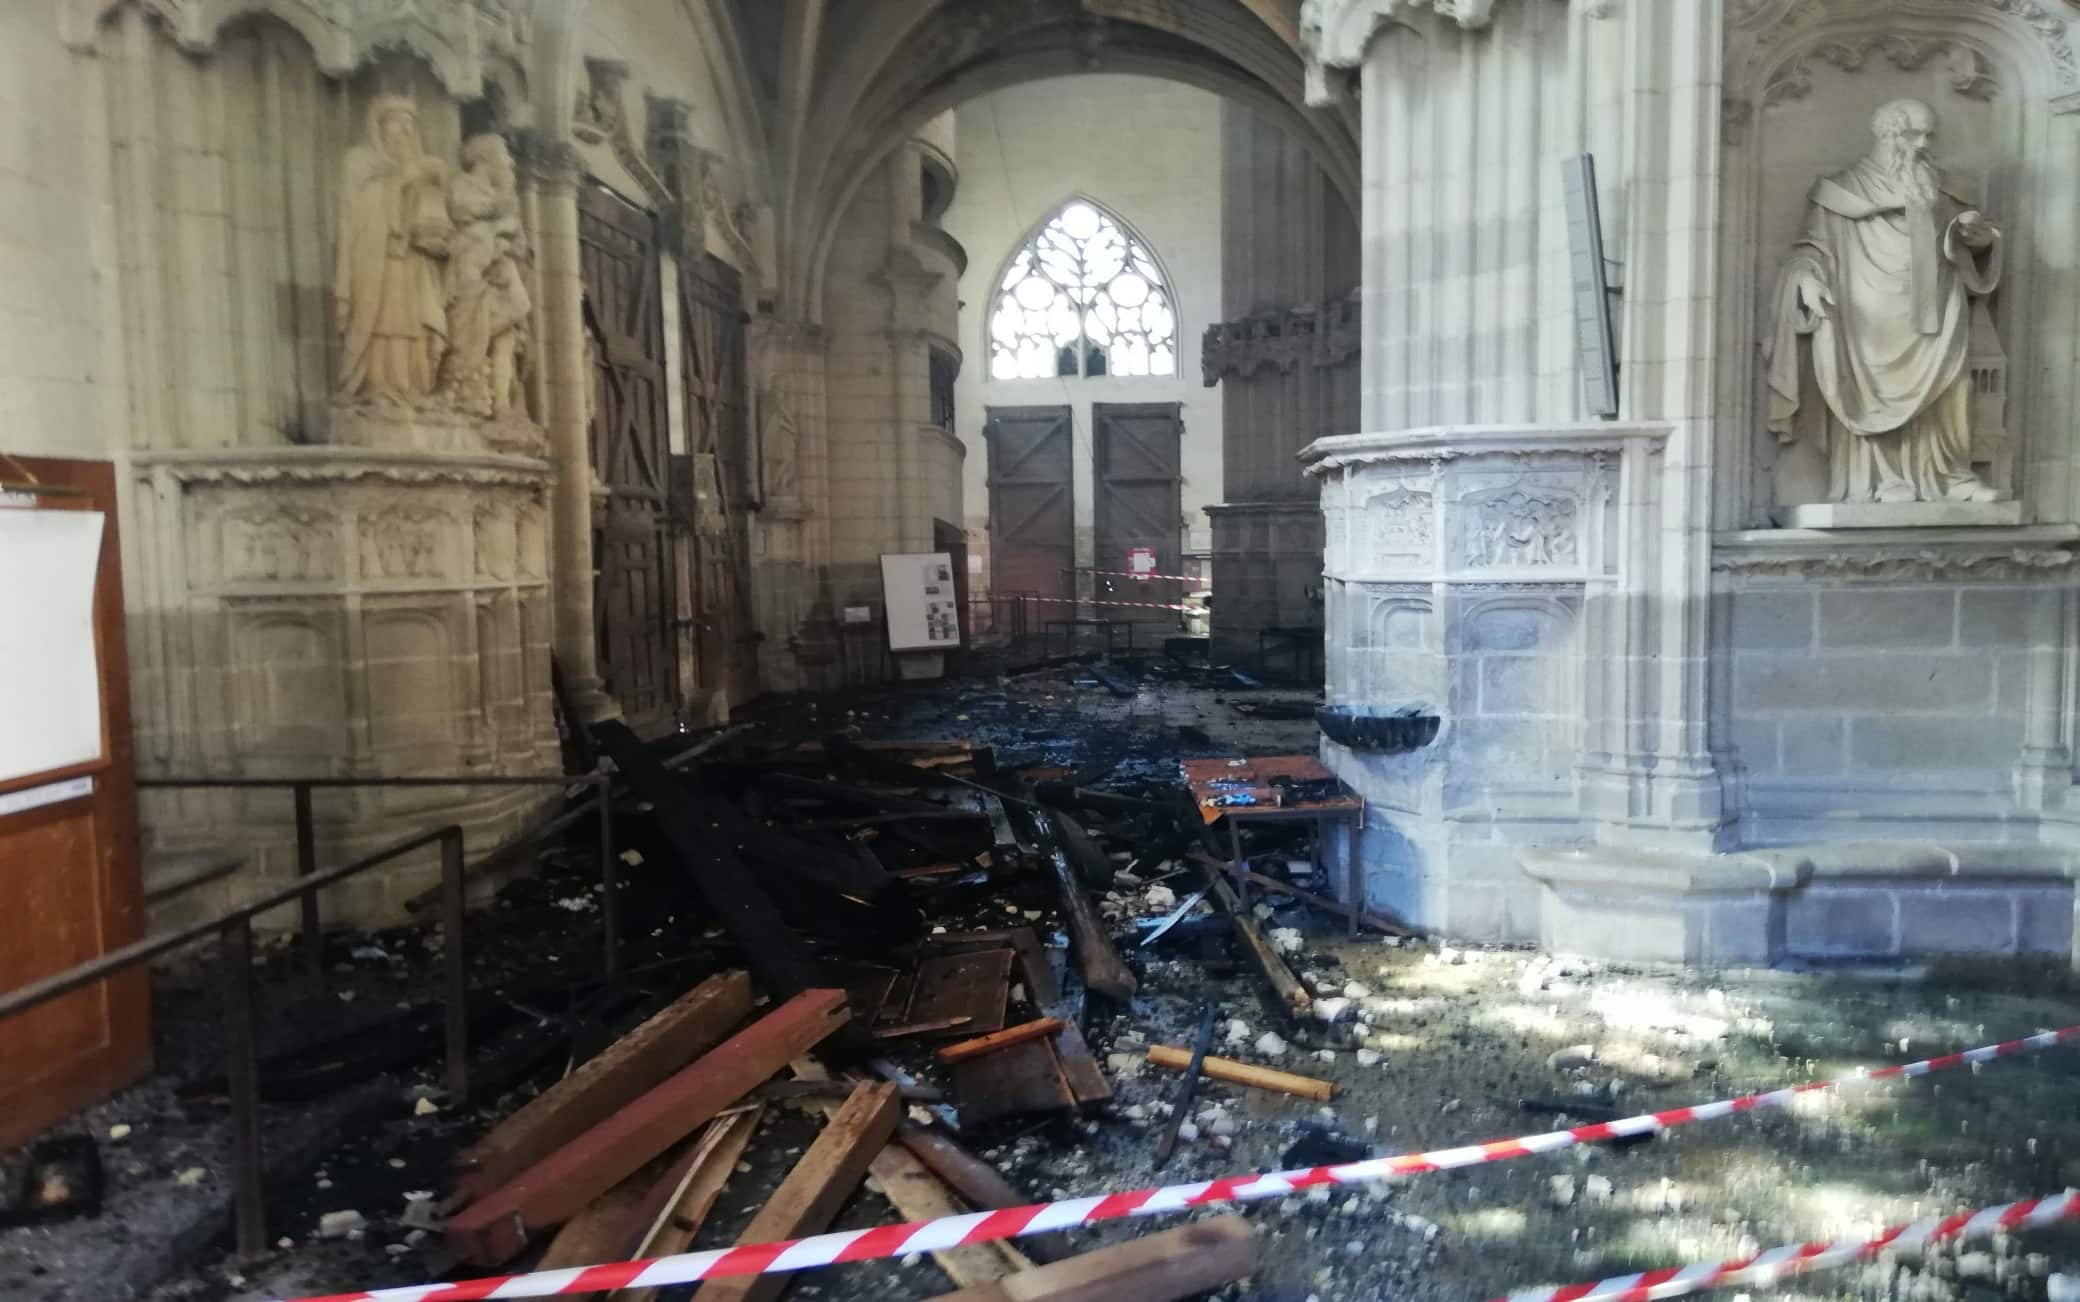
880 552 963 653
0 508 106 784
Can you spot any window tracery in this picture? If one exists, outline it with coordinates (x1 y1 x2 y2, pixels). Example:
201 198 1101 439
988 200 1176 380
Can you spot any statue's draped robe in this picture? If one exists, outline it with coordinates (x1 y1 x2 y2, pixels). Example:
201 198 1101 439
1765 156 2002 502
336 145 449 401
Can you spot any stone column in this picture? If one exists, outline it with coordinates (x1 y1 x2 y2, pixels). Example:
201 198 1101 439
1299 0 1732 941
1206 99 1362 657
521 136 614 720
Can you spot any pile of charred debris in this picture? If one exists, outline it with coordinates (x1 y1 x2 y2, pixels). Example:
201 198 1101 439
247 704 1409 1301
378 718 1412 1300
6 680 1426 1302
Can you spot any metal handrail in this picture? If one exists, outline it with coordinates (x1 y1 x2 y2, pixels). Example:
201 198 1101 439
3 766 628 1262
0 821 467 1261
0 823 456 1022
140 769 620 982
4 727 745 1260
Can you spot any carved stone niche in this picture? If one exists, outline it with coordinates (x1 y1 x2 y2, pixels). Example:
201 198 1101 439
1727 2 2080 530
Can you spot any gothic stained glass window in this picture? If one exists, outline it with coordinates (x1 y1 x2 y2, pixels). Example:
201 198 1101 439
988 200 1177 380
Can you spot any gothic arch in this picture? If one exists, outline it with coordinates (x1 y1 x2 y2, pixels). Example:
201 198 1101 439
774 1 1358 323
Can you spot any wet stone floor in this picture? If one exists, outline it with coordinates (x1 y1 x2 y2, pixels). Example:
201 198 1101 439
9 655 2077 1302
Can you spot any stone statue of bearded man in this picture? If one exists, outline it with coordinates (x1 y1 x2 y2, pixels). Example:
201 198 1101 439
1764 98 2005 506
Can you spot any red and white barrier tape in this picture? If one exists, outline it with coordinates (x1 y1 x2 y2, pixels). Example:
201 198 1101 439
1494 1188 2080 1301
1075 567 1199 583
1020 594 1196 613
283 1023 2079 1302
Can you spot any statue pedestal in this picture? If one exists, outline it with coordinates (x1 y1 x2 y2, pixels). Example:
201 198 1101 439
1776 500 2024 530
332 402 483 455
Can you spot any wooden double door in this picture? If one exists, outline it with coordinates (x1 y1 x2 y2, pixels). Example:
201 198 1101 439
580 185 678 734
580 185 757 728
984 403 1184 611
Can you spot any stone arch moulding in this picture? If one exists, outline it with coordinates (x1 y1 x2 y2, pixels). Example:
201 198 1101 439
795 43 1359 325
1726 0 2080 120
1302 0 1558 106
57 0 535 100
981 195 1184 382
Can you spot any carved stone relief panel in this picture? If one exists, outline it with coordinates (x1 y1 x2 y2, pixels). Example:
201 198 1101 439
358 502 456 582
1454 483 1582 572
1366 486 1435 573
211 497 342 584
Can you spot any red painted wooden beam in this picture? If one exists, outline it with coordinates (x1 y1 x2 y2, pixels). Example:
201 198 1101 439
445 987 852 1265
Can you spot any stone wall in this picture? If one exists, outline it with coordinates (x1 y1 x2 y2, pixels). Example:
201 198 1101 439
0 5 112 461
2 1 981 926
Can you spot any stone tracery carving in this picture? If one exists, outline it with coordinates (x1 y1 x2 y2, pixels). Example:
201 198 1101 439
1726 0 2080 126
59 0 531 99
1201 293 1361 385
1768 37 2000 106
1763 99 2007 506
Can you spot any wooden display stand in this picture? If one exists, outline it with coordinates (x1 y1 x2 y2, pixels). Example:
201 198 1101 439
0 456 150 1147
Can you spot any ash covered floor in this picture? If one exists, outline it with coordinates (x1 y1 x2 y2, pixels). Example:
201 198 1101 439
5 654 2078 1302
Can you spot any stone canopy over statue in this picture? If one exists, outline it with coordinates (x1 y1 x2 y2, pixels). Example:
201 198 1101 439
1764 99 2008 516
333 96 540 452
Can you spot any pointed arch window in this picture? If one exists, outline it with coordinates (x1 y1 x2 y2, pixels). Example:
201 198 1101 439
989 199 1177 380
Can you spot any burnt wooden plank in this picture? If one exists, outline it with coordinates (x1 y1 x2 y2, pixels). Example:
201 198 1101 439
896 1125 1029 1211
534 1164 655 1270
613 1106 764 1302
906 949 1014 1038
445 988 850 1266
937 1018 1066 1065
698 1082 903 1302
594 721 822 1000
952 1037 1075 1125
932 930 1108 1107
926 1215 1257 1302
455 971 752 1202
790 1061 1031 1287
1042 842 1137 1000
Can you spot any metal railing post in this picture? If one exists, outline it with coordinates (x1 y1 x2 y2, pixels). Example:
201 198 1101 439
219 916 266 1260
596 768 619 978
293 782 322 981
439 827 468 1101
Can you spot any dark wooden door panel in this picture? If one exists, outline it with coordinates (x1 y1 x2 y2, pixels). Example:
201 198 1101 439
1093 402 1184 595
580 185 677 735
679 253 757 699
985 406 1074 604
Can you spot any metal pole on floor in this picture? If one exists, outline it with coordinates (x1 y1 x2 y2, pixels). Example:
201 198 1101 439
219 916 266 1260
440 827 469 1101
596 768 619 978
293 782 322 981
